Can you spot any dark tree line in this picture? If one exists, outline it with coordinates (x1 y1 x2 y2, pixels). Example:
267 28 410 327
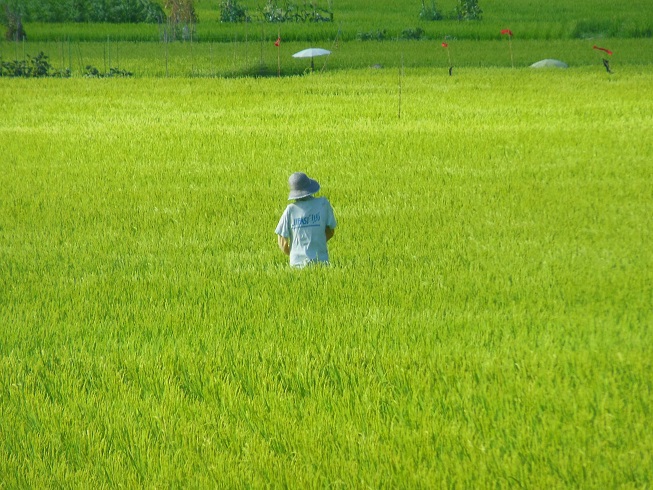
1 0 166 24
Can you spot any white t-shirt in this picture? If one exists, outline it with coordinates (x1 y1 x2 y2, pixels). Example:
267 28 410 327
275 196 337 267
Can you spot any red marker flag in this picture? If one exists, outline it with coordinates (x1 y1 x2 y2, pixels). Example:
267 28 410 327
442 42 448 48
501 29 513 37
593 45 612 55
274 37 280 47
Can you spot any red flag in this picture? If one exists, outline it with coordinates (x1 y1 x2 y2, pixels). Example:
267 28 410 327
501 29 513 37
593 45 613 55
441 42 448 48
274 37 280 47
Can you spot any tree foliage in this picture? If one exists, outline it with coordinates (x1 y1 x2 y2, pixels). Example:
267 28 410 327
219 0 249 23
4 0 166 23
163 0 196 25
1 0 27 40
0 51 70 76
419 0 442 21
456 0 482 21
259 1 333 23
162 0 196 40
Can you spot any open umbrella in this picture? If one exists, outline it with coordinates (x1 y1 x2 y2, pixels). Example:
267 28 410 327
530 59 568 69
292 48 331 71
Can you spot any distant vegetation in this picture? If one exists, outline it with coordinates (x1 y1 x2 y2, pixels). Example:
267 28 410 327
1 0 166 23
0 50 68 76
0 0 650 42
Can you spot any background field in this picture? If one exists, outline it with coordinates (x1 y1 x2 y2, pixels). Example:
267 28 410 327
2 66 652 486
3 38 653 78
19 0 653 42
5 0 653 77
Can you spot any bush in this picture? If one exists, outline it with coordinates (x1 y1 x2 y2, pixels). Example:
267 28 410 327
401 27 424 40
0 51 70 77
219 0 250 23
455 0 482 21
260 1 332 23
84 65 133 77
356 29 387 41
15 0 165 23
419 0 442 21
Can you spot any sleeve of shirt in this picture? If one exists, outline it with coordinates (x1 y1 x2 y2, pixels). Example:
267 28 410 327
324 199 337 229
275 207 291 238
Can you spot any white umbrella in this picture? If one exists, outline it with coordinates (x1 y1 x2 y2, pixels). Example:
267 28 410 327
530 59 568 69
292 48 331 71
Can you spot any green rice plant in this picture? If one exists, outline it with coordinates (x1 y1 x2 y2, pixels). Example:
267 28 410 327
1 67 652 487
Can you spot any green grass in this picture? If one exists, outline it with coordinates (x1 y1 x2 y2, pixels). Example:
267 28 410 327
1 67 652 486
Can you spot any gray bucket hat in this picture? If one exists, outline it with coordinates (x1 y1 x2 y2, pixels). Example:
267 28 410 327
288 172 320 200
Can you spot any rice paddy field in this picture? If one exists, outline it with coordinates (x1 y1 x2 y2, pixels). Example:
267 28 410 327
3 37 653 78
1 0 653 488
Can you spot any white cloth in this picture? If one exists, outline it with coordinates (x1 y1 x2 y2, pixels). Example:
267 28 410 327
275 196 337 267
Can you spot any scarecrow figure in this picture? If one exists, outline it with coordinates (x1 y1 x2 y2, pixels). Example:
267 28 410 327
602 58 612 74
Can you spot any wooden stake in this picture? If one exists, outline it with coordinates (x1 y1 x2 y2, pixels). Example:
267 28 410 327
234 34 237 73
165 28 169 77
77 42 84 76
260 25 264 72
210 42 214 78
398 54 404 119
509 37 514 68
68 38 72 74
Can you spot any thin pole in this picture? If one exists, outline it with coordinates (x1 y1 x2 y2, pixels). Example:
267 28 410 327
165 28 169 77
260 25 264 72
233 34 237 72
77 42 84 76
245 21 248 71
321 23 341 72
398 54 403 119
210 42 214 77
190 22 193 77
509 37 514 68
